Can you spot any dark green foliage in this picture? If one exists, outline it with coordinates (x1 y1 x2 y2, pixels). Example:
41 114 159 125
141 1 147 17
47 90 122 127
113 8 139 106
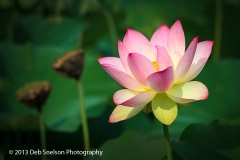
172 118 240 160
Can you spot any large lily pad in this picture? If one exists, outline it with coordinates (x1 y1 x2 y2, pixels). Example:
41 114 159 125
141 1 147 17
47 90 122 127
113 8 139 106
171 118 240 160
13 15 85 47
84 131 166 160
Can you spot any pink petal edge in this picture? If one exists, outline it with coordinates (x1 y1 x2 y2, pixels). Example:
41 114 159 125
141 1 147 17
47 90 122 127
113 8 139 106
175 36 199 82
101 64 145 91
150 24 169 50
167 20 185 57
127 53 156 87
118 40 132 75
177 40 214 83
123 28 156 61
156 45 173 71
98 57 124 72
146 66 174 93
113 89 156 107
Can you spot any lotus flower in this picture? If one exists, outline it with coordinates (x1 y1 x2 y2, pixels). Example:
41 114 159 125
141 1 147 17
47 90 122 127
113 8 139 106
98 20 213 125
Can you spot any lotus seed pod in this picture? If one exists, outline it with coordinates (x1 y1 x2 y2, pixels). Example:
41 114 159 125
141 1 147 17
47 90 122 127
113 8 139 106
53 50 84 81
16 81 51 112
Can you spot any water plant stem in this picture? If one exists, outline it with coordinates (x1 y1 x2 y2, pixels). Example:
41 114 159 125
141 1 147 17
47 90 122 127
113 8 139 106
163 124 173 160
213 0 222 60
39 113 47 160
26 42 32 70
102 8 118 57
77 80 90 151
78 31 84 49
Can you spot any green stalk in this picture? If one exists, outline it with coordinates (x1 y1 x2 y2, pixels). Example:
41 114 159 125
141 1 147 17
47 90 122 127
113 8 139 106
102 9 118 57
76 80 90 151
163 124 173 160
78 31 84 49
26 42 32 70
213 0 223 61
39 113 47 160
7 20 13 43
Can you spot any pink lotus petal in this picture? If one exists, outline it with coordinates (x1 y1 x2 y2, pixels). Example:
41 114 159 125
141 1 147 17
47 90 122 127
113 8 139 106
98 57 124 72
156 45 173 71
150 24 169 49
108 105 145 123
127 53 156 87
167 20 185 57
146 66 174 93
175 36 199 82
118 41 132 75
152 93 178 125
177 41 214 83
123 28 156 61
166 81 208 104
101 64 145 91
114 89 156 107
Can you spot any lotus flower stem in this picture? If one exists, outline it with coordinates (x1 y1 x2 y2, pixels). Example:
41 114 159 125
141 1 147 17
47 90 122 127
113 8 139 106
7 19 13 43
163 124 172 160
77 80 90 151
78 31 84 49
39 113 47 160
26 42 32 70
102 8 118 56
213 0 222 61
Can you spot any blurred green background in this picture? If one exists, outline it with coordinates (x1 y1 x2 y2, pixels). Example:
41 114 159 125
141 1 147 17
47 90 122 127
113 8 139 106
0 0 240 159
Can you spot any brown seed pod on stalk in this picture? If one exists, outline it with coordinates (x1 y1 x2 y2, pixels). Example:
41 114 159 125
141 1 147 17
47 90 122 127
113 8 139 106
52 50 84 81
16 81 51 113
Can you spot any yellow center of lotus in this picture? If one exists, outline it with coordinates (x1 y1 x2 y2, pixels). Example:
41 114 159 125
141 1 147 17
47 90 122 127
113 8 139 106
152 61 159 71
